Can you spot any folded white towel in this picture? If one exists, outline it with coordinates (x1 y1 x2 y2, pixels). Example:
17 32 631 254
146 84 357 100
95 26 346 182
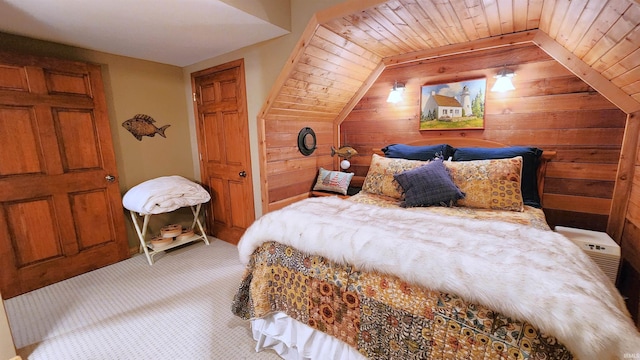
122 175 211 215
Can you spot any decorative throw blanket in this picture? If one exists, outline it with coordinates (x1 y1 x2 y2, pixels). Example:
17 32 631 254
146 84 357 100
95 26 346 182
122 175 211 215
238 197 640 360
234 241 572 359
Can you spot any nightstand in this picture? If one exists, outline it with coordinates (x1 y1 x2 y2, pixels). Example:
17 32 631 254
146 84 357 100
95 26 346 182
310 190 350 199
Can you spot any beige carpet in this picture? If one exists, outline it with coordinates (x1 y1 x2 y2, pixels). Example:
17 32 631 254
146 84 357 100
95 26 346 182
4 239 280 360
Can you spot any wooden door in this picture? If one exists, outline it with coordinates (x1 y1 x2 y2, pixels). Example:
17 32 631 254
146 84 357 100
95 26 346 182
192 59 255 244
0 52 129 299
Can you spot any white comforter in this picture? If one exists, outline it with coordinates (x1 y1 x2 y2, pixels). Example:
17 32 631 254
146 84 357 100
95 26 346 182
122 175 211 215
238 197 640 360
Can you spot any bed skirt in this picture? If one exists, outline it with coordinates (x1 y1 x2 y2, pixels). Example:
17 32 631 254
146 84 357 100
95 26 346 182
251 312 366 360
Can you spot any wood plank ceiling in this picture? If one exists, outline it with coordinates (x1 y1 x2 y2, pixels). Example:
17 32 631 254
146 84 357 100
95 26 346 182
259 0 640 123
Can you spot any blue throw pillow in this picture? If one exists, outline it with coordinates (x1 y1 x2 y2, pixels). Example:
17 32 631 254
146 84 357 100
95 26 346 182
382 143 455 161
393 160 464 208
452 146 543 208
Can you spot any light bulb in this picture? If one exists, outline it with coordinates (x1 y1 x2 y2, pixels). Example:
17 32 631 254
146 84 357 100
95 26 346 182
491 76 515 92
491 69 515 92
386 81 405 103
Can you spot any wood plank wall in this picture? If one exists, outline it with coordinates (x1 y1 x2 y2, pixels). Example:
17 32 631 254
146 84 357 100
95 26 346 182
263 118 334 208
624 121 640 267
259 17 383 212
341 43 627 232
619 120 640 326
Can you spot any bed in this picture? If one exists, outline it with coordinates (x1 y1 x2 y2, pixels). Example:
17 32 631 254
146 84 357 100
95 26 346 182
231 139 640 360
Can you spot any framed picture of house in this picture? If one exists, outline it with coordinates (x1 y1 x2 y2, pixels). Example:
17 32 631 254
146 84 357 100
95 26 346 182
420 77 486 130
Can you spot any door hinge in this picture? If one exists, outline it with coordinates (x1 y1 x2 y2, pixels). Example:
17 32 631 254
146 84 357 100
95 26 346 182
192 92 197 102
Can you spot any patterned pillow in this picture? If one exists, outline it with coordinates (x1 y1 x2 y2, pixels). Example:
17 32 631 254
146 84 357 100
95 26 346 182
453 146 543 208
394 159 464 208
362 154 428 199
313 167 354 195
444 156 524 211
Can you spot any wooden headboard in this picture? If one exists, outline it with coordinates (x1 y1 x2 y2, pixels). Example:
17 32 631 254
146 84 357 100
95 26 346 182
370 138 556 206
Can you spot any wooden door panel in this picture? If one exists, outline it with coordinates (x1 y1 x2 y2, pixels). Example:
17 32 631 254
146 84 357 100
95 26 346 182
200 83 216 105
202 113 222 163
55 109 101 170
223 111 246 165
5 198 61 266
220 79 237 101
43 69 92 96
70 190 115 249
0 64 29 90
192 59 254 244
0 51 129 299
0 106 43 175
229 180 252 228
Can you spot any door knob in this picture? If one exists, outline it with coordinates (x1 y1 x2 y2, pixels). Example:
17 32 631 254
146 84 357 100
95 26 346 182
239 171 247 178
105 175 115 182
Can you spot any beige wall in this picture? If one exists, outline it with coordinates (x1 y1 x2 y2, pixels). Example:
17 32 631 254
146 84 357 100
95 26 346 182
0 295 16 360
183 0 346 218
0 32 195 247
0 1 345 242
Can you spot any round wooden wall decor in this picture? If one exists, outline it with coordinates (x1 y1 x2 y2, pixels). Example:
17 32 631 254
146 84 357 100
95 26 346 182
297 127 316 156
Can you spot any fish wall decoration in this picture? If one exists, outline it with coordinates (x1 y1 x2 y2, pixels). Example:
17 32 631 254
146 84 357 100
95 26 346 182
331 146 358 159
122 114 170 141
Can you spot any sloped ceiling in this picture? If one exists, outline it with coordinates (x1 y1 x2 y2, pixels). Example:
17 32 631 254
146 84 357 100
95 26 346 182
260 0 640 123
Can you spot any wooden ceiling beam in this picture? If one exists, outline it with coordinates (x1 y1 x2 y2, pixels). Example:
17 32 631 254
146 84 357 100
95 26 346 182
334 62 386 126
533 31 640 114
383 30 539 67
608 111 640 241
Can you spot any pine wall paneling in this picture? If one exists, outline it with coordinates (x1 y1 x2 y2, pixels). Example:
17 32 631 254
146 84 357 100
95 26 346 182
258 14 383 212
265 120 333 203
340 44 626 232
618 118 640 325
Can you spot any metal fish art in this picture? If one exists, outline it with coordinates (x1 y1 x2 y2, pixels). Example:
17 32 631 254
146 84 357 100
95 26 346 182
122 114 170 141
331 146 358 159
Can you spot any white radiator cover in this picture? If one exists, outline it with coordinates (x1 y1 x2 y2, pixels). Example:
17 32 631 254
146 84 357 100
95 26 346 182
555 226 621 284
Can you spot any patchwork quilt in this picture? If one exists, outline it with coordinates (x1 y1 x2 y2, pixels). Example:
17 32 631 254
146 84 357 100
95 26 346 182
232 241 572 359
233 196 640 360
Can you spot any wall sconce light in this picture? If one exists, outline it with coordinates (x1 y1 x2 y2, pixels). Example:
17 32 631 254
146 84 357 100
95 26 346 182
491 68 515 93
331 146 358 170
386 81 405 103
